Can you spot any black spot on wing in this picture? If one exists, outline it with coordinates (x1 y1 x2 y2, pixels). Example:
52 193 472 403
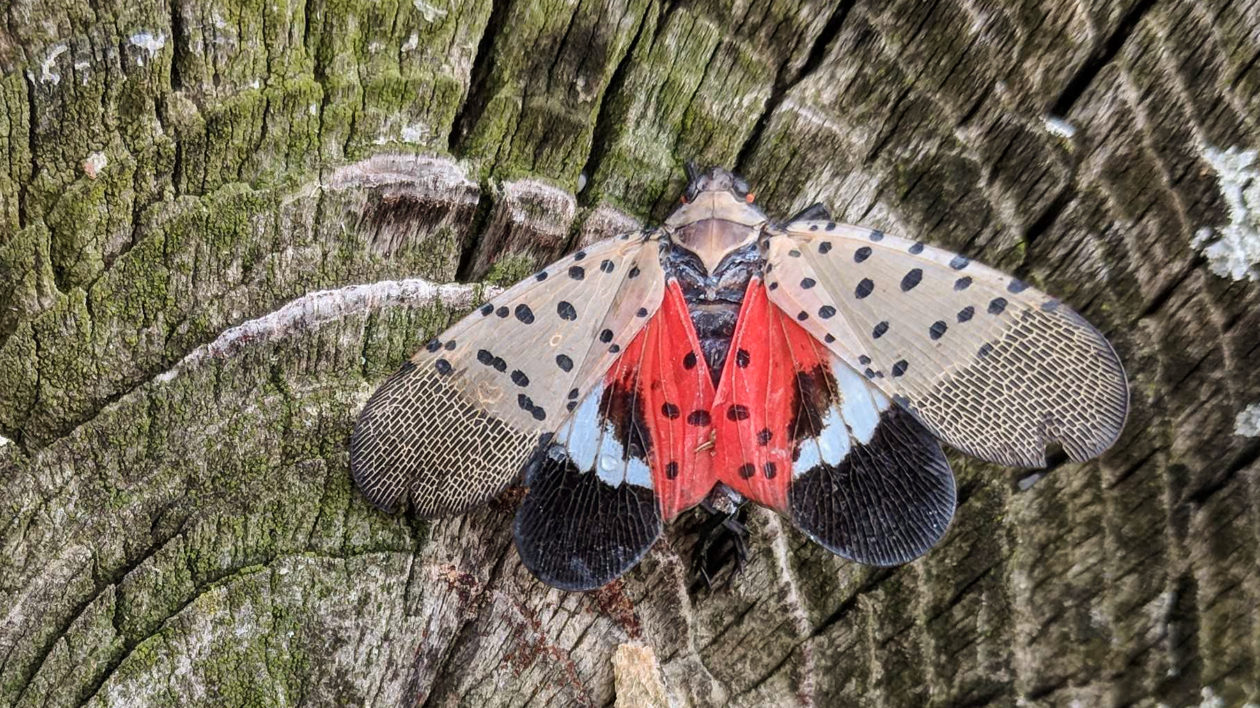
788 406 955 566
900 268 922 291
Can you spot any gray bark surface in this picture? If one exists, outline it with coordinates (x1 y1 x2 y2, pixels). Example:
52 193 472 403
2 0 1259 705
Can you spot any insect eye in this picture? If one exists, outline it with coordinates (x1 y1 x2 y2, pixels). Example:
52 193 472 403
680 195 688 204
745 193 755 203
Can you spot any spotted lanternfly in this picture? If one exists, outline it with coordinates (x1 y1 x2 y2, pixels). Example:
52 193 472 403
351 165 1129 591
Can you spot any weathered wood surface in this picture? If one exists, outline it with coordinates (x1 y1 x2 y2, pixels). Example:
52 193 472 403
2 0 1259 705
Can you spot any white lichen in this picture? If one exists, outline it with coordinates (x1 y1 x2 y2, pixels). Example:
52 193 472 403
38 44 68 85
1043 115 1077 139
155 279 496 383
402 33 419 51
0 434 10 447
83 151 108 179
1199 687 1225 708
73 59 91 84
399 123 428 143
128 32 167 65
324 154 478 198
413 0 447 22
1194 145 1260 281
1234 403 1260 437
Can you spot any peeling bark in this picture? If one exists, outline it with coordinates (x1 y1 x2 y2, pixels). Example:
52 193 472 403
2 0 1259 706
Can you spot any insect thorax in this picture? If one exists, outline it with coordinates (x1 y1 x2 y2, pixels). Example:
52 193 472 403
665 227 763 387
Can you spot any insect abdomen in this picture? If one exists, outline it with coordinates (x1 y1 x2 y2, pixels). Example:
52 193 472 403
665 239 761 386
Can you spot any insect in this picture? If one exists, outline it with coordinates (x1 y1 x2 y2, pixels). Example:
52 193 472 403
350 165 1128 591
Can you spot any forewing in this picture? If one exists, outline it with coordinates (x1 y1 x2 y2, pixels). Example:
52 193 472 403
713 280 955 564
763 222 1128 467
515 282 717 588
351 232 666 516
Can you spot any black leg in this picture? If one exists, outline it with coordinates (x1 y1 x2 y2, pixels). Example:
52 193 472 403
687 502 750 592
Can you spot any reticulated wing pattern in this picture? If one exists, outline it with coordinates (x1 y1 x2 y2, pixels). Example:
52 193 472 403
763 221 1128 467
351 232 667 516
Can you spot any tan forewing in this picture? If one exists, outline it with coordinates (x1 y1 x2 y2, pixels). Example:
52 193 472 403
351 232 667 516
762 221 1127 467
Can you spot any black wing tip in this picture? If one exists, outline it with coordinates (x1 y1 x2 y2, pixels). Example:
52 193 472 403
513 446 663 591
789 406 958 567
512 509 661 592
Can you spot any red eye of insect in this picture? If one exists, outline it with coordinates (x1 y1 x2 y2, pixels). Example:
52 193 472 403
680 196 688 204
745 193 755 203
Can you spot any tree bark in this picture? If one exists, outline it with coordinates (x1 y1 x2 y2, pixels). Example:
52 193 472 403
2 0 1259 705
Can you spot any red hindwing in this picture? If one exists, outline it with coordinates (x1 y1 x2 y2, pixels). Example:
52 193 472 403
605 281 717 520
711 278 827 511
